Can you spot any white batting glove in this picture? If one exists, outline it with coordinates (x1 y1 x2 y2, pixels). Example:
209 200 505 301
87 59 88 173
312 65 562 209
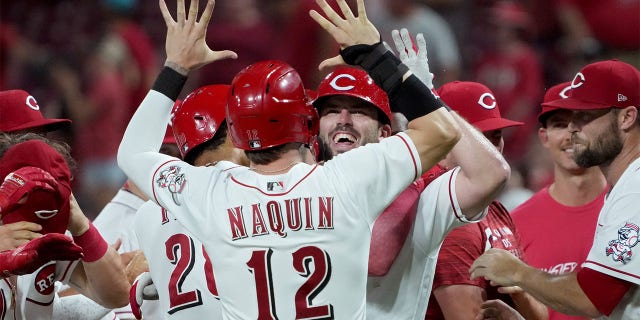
129 272 158 320
391 28 434 89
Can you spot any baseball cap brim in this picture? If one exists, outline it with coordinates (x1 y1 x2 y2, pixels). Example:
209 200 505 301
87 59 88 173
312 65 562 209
542 96 612 111
473 118 524 132
4 118 71 133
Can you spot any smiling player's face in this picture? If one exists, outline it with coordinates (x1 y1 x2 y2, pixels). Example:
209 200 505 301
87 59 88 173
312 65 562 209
318 96 390 157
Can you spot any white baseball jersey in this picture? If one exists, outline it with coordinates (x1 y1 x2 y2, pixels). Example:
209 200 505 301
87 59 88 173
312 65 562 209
583 157 640 320
366 166 486 319
119 90 422 319
0 261 78 320
134 200 222 319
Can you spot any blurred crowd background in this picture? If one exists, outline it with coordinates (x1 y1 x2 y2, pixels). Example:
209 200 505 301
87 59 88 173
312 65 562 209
1 0 638 218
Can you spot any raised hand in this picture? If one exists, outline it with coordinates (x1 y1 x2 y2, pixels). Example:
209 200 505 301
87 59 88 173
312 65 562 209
0 233 83 277
391 28 434 89
160 0 237 74
309 0 380 70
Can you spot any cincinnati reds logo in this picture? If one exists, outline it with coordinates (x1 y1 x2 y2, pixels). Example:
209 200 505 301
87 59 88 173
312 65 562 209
25 95 39 111
570 72 586 90
559 85 572 99
606 222 639 264
477 93 497 110
33 263 56 295
35 209 59 219
156 166 186 206
329 74 356 91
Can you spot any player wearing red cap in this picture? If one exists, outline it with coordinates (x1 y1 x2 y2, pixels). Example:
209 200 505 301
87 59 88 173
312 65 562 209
0 90 71 134
0 134 129 319
118 0 461 318
0 90 74 258
509 82 607 320
471 60 640 319
425 81 546 320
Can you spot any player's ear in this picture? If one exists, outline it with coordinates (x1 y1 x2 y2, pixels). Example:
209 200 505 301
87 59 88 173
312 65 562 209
538 127 549 146
380 124 392 139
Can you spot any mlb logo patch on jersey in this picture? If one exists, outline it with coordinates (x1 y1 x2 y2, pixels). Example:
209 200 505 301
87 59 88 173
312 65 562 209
267 181 284 192
605 222 639 264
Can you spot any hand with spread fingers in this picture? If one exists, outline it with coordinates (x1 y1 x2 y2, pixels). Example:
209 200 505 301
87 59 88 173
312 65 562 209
309 0 381 70
391 28 434 89
160 0 237 75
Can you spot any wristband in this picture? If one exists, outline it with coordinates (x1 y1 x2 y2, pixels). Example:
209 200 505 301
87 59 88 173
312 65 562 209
389 75 446 121
72 222 108 263
152 67 187 101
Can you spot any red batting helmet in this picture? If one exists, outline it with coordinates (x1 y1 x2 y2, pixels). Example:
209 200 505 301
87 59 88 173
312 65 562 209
226 60 318 150
171 85 229 158
314 66 392 125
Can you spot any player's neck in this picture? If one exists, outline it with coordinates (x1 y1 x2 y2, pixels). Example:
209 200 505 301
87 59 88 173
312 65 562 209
550 167 607 206
250 150 303 175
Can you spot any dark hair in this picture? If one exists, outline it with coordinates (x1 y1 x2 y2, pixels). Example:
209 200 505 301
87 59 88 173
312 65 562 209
0 132 77 172
184 122 229 165
245 142 303 165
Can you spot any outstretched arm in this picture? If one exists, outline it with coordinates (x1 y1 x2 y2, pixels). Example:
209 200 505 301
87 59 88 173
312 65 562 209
310 0 460 175
117 0 236 198
391 28 509 218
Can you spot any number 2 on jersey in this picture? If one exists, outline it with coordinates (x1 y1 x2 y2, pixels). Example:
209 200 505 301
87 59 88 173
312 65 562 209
247 246 334 320
165 233 217 314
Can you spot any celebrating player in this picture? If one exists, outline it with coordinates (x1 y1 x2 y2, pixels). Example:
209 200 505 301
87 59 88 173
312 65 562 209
470 60 640 318
131 84 247 319
118 0 461 318
426 80 546 320
510 81 608 320
313 28 510 319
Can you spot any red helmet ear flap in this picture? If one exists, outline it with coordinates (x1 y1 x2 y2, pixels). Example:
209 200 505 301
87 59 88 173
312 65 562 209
172 85 230 158
227 60 317 150
314 66 391 125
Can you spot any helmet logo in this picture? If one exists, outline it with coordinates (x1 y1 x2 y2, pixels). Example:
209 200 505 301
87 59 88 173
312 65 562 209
35 209 59 220
478 93 497 110
247 129 261 149
25 95 39 111
329 74 356 91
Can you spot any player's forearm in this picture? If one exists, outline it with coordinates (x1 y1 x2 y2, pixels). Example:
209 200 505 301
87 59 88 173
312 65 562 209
79 246 130 308
448 111 510 216
514 268 599 317
117 67 186 195
406 108 460 174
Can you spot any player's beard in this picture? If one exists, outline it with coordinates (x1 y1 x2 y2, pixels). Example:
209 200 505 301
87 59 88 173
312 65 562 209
572 117 623 168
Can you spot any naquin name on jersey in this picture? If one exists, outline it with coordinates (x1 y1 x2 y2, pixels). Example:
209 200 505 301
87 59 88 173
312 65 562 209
227 197 335 240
